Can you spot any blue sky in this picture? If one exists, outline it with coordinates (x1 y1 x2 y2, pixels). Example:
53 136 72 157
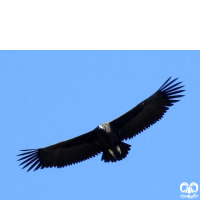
0 51 199 200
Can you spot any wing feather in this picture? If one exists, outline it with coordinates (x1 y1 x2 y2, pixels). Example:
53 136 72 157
17 130 102 171
110 77 184 140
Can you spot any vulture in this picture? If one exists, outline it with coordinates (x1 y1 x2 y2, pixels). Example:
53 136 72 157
18 77 184 171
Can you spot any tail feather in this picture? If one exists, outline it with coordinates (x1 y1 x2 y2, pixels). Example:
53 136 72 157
101 142 131 162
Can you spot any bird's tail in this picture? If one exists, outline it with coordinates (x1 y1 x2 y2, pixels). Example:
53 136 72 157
101 142 131 162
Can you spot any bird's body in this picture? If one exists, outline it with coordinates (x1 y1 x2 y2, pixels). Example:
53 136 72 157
18 77 184 171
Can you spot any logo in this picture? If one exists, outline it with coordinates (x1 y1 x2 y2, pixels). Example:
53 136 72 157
180 182 198 199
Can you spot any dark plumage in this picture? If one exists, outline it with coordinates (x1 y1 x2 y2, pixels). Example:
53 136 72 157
18 77 185 171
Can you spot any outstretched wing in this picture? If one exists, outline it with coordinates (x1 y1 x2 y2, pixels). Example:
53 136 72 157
110 77 184 140
17 130 102 171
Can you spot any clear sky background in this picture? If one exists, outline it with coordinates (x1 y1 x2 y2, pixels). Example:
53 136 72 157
0 51 199 200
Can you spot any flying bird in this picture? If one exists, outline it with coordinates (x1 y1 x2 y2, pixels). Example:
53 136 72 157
18 77 184 171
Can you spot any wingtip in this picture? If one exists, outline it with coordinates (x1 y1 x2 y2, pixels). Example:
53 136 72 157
159 77 184 92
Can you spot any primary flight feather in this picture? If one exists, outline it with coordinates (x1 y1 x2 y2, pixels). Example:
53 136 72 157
18 77 185 171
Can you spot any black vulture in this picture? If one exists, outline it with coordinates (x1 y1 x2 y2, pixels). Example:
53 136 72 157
18 77 184 171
